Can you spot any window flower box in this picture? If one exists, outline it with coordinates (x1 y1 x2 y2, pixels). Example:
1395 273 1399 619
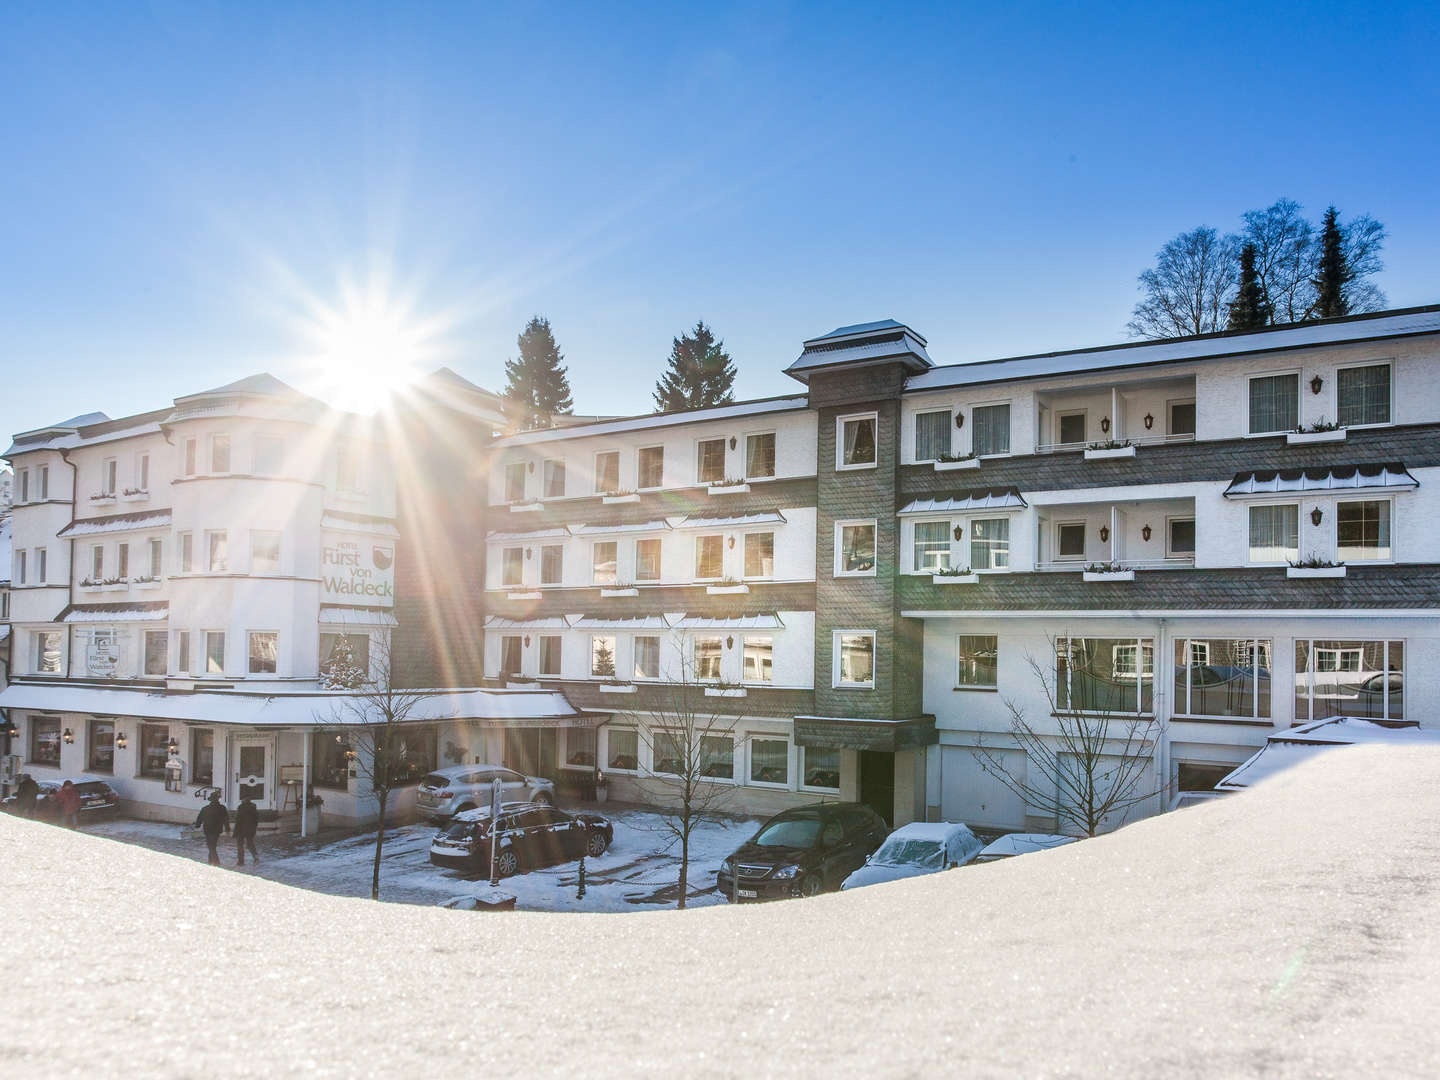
707 482 750 495
1287 428 1346 445
507 501 544 513
121 488 150 502
1083 444 1137 460
506 679 539 689
705 582 749 595
601 492 640 504
1082 569 1134 582
598 682 637 694
79 579 105 593
89 494 117 506
504 590 543 600
132 578 161 590
1287 564 1346 578
932 572 979 584
934 457 980 471
599 586 639 597
704 686 748 699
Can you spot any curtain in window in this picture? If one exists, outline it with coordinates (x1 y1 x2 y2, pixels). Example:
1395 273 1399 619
843 419 875 465
972 404 1011 456
969 518 1010 570
840 635 874 683
914 412 950 461
746 434 776 477
633 636 660 679
1248 505 1299 562
842 525 876 572
913 521 950 572
750 738 788 784
1337 365 1390 427
1248 374 1298 433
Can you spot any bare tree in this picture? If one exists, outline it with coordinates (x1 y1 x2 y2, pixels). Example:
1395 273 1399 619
622 637 748 909
972 639 1162 837
1336 212 1388 315
1240 198 1314 324
316 633 437 900
1127 226 1241 339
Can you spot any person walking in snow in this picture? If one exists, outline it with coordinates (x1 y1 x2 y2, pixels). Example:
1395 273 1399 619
194 790 230 866
234 794 260 866
55 779 82 828
12 774 40 818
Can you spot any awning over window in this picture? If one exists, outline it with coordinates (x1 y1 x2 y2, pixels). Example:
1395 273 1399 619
484 616 572 630
60 602 169 623
672 613 784 629
568 521 670 536
793 714 938 752
486 527 570 543
898 488 1027 515
58 509 172 538
571 615 670 629
318 607 398 627
674 512 787 530
1223 462 1418 498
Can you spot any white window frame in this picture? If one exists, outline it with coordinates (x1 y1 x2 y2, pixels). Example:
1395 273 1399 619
1335 360 1394 430
741 634 774 685
1246 369 1302 436
1166 397 1197 437
1174 638 1271 721
177 630 190 675
589 634 618 679
692 635 724 682
742 530 775 580
1296 638 1404 723
1056 409 1088 447
593 450 621 495
1056 636 1155 716
799 745 842 793
965 516 1012 572
1335 495 1395 564
102 457 117 495
1245 501 1300 566
537 635 563 677
911 408 952 463
135 452 150 491
1054 520 1087 562
591 540 618 585
15 550 26 586
604 727 640 774
1165 516 1196 559
247 630 279 675
832 629 877 689
183 438 197 477
632 634 661 681
35 547 47 584
634 536 663 583
539 544 564 587
909 518 952 574
206 529 229 573
694 436 728 485
636 445 665 490
18 468 28 503
177 532 193 574
210 434 231 475
649 728 685 778
743 430 777 480
835 412 879 471
542 458 567 499
143 629 168 677
693 534 724 582
834 519 878 578
249 530 282 575
747 735 791 789
500 546 525 587
503 461 528 503
956 633 999 690
696 732 738 785
970 399 1014 458
204 630 226 675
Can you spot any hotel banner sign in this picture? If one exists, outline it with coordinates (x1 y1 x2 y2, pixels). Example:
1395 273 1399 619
321 530 395 607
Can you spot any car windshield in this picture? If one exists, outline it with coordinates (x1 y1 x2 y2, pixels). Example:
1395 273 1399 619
421 773 450 788
872 838 946 868
752 815 823 848
441 821 477 841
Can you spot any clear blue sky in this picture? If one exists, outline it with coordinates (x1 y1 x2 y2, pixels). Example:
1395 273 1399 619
3 1 1437 435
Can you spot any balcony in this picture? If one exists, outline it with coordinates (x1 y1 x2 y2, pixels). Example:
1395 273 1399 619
1034 497 1196 573
1035 375 1195 454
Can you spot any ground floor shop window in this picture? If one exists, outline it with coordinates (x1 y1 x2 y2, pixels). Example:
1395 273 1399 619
30 715 61 765
801 746 841 791
388 726 438 786
652 730 684 776
607 728 638 771
699 735 734 779
566 727 596 768
1177 762 1234 793
750 738 789 785
311 732 350 790
505 726 557 778
320 633 371 683
1056 638 1155 714
1295 640 1403 722
956 635 998 689
88 718 115 773
139 724 170 778
192 729 215 786
1173 639 1271 719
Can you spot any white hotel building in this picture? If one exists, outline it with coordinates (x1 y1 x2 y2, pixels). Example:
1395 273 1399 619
3 306 1438 832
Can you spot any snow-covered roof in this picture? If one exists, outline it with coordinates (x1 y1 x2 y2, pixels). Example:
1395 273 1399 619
898 488 1028 514
61 603 169 623
672 614 784 629
177 373 305 401
569 520 670 536
318 607 399 627
571 616 670 630
1216 715 1440 791
907 306 1440 393
786 320 933 382
675 512 787 530
491 395 810 448
484 616 573 630
58 509 173 538
486 527 571 543
320 511 400 538
1222 463 1418 498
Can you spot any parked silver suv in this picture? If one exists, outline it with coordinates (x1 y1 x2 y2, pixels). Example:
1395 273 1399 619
417 765 555 823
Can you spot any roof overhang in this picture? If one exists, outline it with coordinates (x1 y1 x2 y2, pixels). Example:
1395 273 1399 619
898 488 1028 515
1223 463 1418 498
793 714 937 752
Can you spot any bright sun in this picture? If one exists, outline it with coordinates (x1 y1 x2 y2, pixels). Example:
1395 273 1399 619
302 290 433 413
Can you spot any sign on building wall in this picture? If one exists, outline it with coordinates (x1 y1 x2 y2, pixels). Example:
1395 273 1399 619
82 628 124 678
321 530 396 607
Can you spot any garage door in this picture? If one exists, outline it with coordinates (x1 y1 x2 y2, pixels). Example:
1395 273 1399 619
940 746 1027 830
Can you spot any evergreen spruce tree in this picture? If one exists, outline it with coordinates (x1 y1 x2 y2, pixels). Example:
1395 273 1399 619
1311 206 1350 319
593 639 616 679
1227 243 1273 330
653 320 737 412
503 316 574 430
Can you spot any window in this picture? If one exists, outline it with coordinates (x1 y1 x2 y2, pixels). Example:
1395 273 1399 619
543 459 566 498
183 439 197 476
178 532 193 573
117 543 129 579
177 631 191 675
1056 522 1086 561
838 414 877 469
745 433 776 479
254 436 283 475
103 458 117 494
566 727 597 768
1168 399 1196 437
540 545 564 585
695 535 724 580
144 630 167 676
89 719 115 773
607 728 639 771
504 461 527 503
1056 637 1155 714
694 637 723 681
36 547 47 584
250 531 281 573
388 726 437 787
1296 639 1402 721
836 521 877 575
696 438 727 484
1173 639 1271 719
1057 411 1087 446
591 541 618 585
1337 363 1391 427
637 445 664 489
37 464 48 499
501 547 524 587
139 724 170 778
1248 373 1299 434
913 410 950 462
750 738 788 785
594 451 620 494
634 635 660 679
912 521 950 572
18 469 28 502
635 538 662 582
539 636 562 676
1248 504 1299 563
500 635 523 677
205 631 226 674
336 443 361 492
207 530 228 572
590 635 617 678
835 632 876 688
1337 500 1391 562
651 731 684 776
192 729 215 786
30 716 61 764
972 403 1011 456
248 632 277 674
743 636 773 683
802 746 841 791
35 631 62 674
969 518 1010 571
1167 518 1196 557
957 635 998 688
91 544 103 580
211 434 231 474
743 532 774 578
16 550 25 585
699 736 734 780
148 538 163 578
320 633 369 677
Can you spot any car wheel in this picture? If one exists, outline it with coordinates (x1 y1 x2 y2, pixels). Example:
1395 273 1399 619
496 849 519 877
531 790 553 806
586 831 608 857
794 874 822 899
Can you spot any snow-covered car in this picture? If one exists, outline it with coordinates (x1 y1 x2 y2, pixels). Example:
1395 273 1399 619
974 833 1076 863
416 765 555 822
840 821 983 890
1 776 121 821
429 803 612 877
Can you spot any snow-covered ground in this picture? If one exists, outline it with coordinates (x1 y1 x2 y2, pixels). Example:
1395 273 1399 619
7 745 1440 1077
86 807 763 912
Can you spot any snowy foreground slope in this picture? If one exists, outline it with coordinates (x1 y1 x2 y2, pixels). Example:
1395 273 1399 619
5 748 1440 1079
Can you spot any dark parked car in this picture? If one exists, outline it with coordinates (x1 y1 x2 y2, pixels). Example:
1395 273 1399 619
429 803 613 877
716 802 888 901
2 776 120 821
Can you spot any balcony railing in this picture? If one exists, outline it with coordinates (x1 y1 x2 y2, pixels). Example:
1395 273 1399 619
1035 432 1195 455
1035 556 1195 573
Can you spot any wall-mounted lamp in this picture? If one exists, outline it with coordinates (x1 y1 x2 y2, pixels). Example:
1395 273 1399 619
62 728 75 745
1100 417 1111 435
115 729 128 751
727 536 736 549
1310 374 1324 395
1310 506 1324 526
1142 524 1152 542
953 525 964 542
525 547 532 560
1099 525 1110 543
527 461 535 473
523 635 532 648
729 436 737 450
1143 413 1154 430
5 720 19 739
954 412 965 429
166 737 179 757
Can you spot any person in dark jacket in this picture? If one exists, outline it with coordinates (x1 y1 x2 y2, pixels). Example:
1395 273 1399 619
234 795 260 866
55 780 82 828
13 775 40 818
194 790 230 866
